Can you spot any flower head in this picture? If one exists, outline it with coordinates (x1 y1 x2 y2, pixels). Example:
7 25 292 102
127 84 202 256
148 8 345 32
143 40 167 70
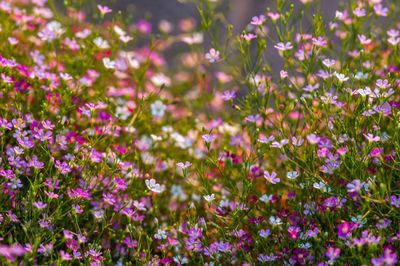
205 48 220 63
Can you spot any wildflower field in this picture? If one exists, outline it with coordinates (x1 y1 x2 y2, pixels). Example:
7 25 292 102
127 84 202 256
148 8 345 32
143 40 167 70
0 0 399 265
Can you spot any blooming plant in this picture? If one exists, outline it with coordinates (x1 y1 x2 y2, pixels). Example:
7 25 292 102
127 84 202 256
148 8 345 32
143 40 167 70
0 0 398 265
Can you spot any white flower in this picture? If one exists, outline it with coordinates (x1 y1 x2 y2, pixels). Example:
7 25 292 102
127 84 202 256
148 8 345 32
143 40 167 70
274 42 293 51
306 134 320 144
286 171 299 180
271 139 289 148
60 73 72 81
120 35 133 43
313 181 331 193
151 73 171 87
115 105 130 120
181 32 204 44
259 194 273 203
103 57 115 69
8 37 18 45
204 194 216 202
269 216 282 226
154 229 167 240
93 37 110 49
151 100 167 118
258 135 275 144
335 11 344 19
76 29 92 39
113 26 133 43
113 25 127 36
145 179 166 193
334 72 349 82
46 21 65 36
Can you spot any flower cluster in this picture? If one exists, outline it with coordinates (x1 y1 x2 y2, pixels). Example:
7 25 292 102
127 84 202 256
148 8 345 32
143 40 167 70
0 0 398 265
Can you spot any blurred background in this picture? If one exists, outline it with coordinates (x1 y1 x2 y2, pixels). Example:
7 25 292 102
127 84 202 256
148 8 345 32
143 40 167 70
59 0 339 34
108 0 338 33
56 0 340 74
112 0 340 74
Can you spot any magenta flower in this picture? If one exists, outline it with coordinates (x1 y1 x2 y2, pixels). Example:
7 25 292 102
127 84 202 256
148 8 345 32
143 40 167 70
337 221 356 239
288 226 301 240
370 147 383 157
67 188 92 200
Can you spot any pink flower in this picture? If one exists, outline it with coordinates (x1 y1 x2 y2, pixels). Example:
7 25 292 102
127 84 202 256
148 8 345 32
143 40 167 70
370 147 383 157
0 244 26 261
374 4 388 17
364 133 380 142
60 250 72 261
280 70 288 79
267 12 280 21
97 5 112 15
221 90 236 101
177 161 191 169
250 15 266 26
68 188 92 200
353 7 366 17
241 33 257 41
307 134 320 145
337 147 348 155
33 201 47 210
312 36 327 47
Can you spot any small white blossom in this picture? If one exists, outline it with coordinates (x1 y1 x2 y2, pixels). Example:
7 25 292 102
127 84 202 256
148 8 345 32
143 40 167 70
204 194 216 202
145 179 166 193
